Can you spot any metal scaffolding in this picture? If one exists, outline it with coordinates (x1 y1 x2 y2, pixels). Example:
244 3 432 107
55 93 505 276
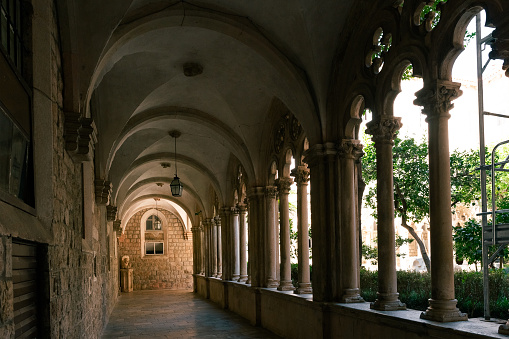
475 12 509 320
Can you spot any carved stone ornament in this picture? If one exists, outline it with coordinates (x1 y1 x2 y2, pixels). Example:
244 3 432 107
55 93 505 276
413 80 462 119
64 113 97 162
274 122 285 154
113 219 122 234
291 166 310 185
121 255 130 269
290 116 302 140
265 185 278 199
95 179 112 205
237 203 248 213
365 116 402 144
106 205 117 221
231 206 240 215
337 139 364 160
275 177 293 195
214 215 221 227
489 23 509 77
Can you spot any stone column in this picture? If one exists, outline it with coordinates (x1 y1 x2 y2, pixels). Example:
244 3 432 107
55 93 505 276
415 80 467 322
247 187 265 287
238 203 248 282
215 216 222 279
291 166 312 294
203 219 211 277
191 226 200 274
276 177 295 291
265 186 279 288
337 139 364 302
220 207 232 280
199 225 205 275
232 207 241 281
211 218 218 277
366 116 406 310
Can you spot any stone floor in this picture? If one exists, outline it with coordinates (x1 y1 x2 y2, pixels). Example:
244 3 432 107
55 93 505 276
102 289 281 338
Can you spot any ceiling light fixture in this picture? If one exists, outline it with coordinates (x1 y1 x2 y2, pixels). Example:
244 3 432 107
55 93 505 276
169 130 183 197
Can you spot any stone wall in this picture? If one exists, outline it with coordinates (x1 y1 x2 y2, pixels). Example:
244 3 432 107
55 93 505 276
119 208 193 290
0 0 118 337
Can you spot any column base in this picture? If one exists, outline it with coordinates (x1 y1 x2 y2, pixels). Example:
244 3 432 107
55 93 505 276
266 279 279 288
499 322 509 335
295 282 312 294
217 273 222 279
246 277 251 284
420 299 467 322
341 288 364 303
277 280 295 291
370 292 406 310
238 275 248 282
232 274 240 281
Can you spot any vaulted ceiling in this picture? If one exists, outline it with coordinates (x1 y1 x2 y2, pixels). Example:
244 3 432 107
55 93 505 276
56 0 357 221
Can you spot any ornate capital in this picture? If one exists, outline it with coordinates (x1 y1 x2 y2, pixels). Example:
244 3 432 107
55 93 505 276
265 185 278 199
275 177 293 195
237 203 248 213
337 139 364 160
113 220 122 234
365 116 402 144
231 206 240 215
94 179 112 205
106 205 117 221
214 215 221 227
414 80 462 120
291 166 310 185
489 23 509 77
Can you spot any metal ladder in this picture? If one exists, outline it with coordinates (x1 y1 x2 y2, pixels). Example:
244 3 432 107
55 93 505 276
475 13 509 320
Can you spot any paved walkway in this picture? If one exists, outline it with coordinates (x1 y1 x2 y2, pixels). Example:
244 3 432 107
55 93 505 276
102 289 281 338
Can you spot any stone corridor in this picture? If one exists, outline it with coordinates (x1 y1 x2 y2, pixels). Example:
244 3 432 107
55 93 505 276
101 290 281 338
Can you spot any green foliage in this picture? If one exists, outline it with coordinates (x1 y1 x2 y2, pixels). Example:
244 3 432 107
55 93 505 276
361 235 414 264
360 269 509 319
453 219 482 267
291 263 312 287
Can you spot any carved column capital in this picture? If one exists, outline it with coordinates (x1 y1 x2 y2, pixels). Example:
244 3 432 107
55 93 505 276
106 205 117 221
231 206 240 215
291 165 310 186
237 203 248 214
414 80 462 120
214 215 221 226
489 23 509 77
95 179 112 205
337 139 364 160
113 220 122 234
265 185 278 199
275 177 293 195
366 116 402 144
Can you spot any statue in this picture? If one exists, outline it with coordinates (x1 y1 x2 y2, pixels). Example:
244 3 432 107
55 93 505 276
121 255 130 269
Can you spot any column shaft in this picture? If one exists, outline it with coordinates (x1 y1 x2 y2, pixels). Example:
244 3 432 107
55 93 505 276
366 117 405 310
215 216 222 279
238 204 248 282
265 186 279 288
277 177 295 291
220 207 232 280
211 218 218 277
232 208 240 280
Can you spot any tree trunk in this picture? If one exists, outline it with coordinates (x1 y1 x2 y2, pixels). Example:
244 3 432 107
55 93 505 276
400 222 431 272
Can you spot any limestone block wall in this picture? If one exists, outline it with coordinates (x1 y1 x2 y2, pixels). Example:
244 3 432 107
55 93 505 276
0 1 118 337
119 208 193 290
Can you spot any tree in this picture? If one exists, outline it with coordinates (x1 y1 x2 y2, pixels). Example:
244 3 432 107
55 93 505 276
362 235 414 265
362 136 483 272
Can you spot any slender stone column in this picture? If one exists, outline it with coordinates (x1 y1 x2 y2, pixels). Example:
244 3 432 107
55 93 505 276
220 207 232 280
191 226 200 274
203 219 211 277
238 203 248 282
291 166 312 294
265 186 279 288
231 207 241 280
199 225 205 275
276 177 295 291
215 216 222 279
415 80 467 322
338 139 365 302
366 116 406 310
247 187 265 287
211 218 218 277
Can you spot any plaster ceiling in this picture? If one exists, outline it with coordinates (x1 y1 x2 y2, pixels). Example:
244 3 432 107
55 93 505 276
57 0 356 222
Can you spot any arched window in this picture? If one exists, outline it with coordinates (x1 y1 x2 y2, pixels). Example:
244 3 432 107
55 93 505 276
146 214 162 231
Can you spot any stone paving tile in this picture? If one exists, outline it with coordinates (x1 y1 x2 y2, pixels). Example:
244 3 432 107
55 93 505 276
102 290 281 339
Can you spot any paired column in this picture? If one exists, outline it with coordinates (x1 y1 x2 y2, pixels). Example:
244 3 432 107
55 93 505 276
203 219 211 277
211 218 218 277
276 177 295 291
199 225 205 274
366 116 406 310
338 140 364 302
415 80 467 321
247 187 265 287
215 216 222 279
238 203 248 282
231 207 241 280
220 207 232 280
265 186 279 288
291 166 312 294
